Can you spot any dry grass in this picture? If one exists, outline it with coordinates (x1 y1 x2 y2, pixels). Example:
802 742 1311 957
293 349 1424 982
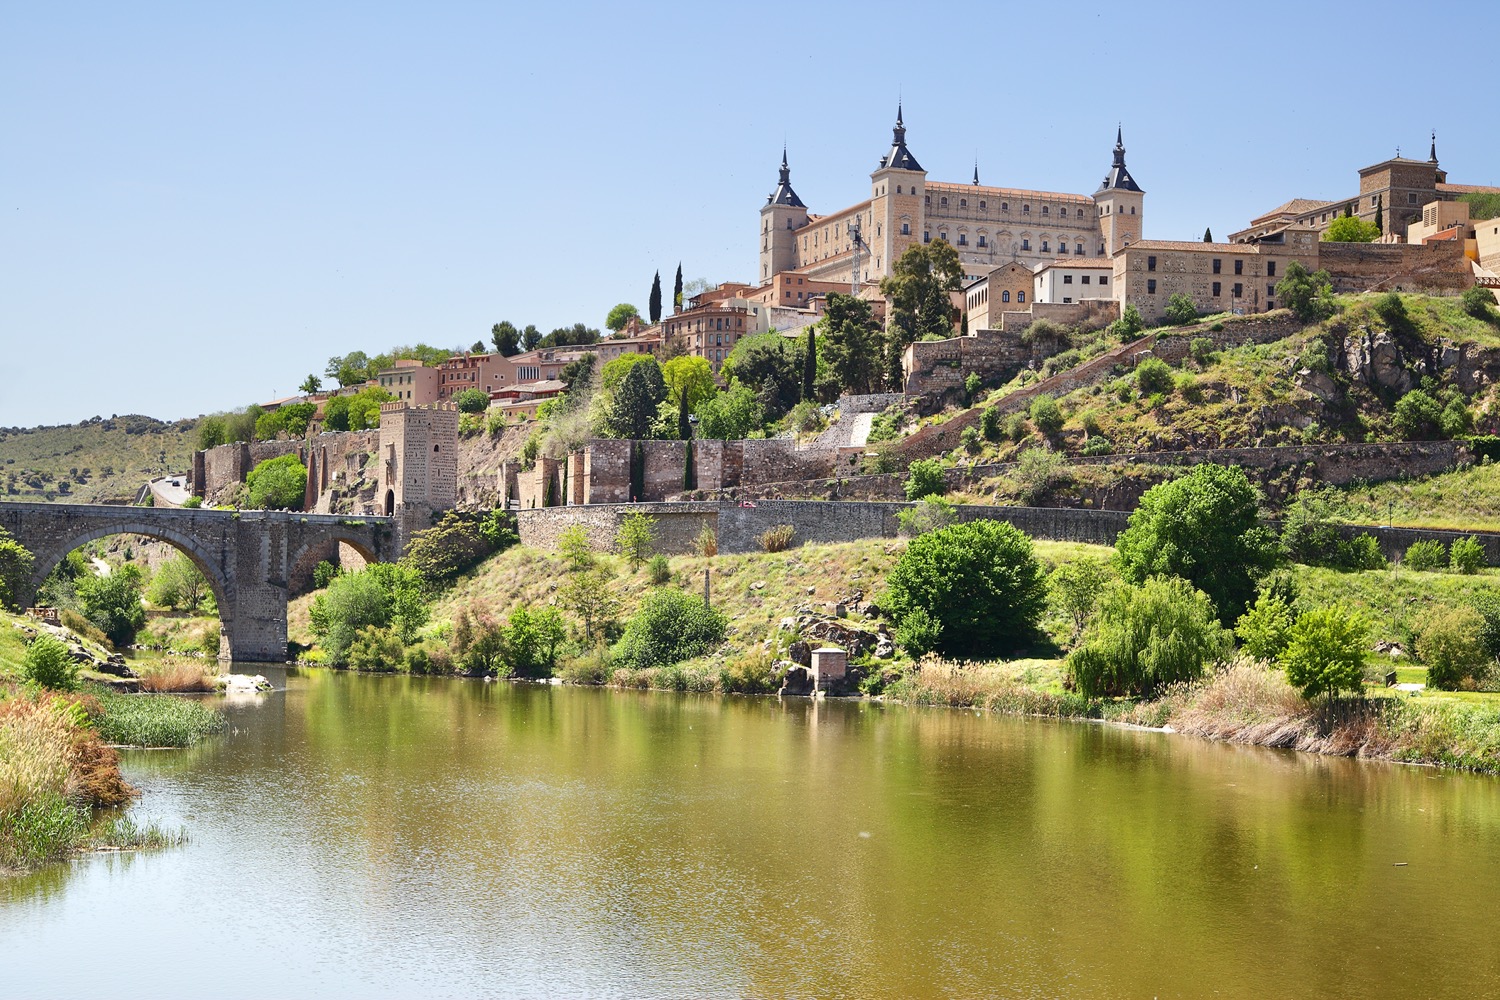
135 657 216 693
887 657 1095 718
759 524 796 553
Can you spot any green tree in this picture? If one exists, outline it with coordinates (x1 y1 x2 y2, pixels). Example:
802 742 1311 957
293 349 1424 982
277 402 317 437
146 554 210 612
1275 261 1336 321
1279 605 1369 699
820 292 883 395
673 263 684 312
880 239 963 387
608 358 668 439
522 324 542 351
1164 293 1199 325
1235 590 1297 661
23 634 79 691
616 512 657 569
1374 196 1383 233
0 527 35 611
1068 577 1230 698
1323 215 1381 242
246 454 307 510
401 511 517 589
326 351 373 387
1109 304 1145 339
1050 558 1111 640
1462 286 1496 321
322 387 392 432
1114 463 1280 623
1393 389 1444 440
1451 536 1485 574
538 323 601 348
616 586 728 669
884 520 1048 659
1028 394 1063 435
453 388 490 414
558 569 620 641
896 497 958 537
695 383 762 439
605 303 640 332
601 353 658 392
77 565 147 647
491 321 521 356
649 271 663 325
1135 357 1175 396
558 524 594 571
722 332 804 419
1203 227 1213 242
309 563 426 664
1416 604 1489 691
197 416 228 451
903 458 946 500
299 374 322 395
661 356 715 411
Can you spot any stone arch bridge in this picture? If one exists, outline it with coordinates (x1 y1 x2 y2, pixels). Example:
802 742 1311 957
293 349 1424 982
0 503 394 663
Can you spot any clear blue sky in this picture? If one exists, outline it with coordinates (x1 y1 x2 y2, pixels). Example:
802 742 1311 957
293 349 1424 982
2 0 1492 426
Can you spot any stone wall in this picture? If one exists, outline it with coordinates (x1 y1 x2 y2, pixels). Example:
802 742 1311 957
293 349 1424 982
838 393 909 414
1001 299 1119 333
1319 241 1472 294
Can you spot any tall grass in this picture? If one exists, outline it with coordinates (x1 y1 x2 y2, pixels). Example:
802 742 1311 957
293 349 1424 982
885 659 1099 719
135 658 216 693
91 691 226 748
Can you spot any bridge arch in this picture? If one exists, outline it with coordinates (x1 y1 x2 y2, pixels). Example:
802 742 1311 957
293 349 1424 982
286 530 382 595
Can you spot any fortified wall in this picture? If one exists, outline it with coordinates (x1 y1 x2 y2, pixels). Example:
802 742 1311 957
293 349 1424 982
1320 241 1472 294
193 431 380 509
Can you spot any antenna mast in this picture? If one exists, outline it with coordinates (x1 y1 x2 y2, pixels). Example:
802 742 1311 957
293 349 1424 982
848 217 869 295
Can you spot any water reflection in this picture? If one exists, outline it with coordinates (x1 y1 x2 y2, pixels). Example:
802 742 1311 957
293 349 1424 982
2 670 1498 998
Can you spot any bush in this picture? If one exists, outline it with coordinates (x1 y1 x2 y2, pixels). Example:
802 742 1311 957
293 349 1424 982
59 609 111 650
980 406 1002 442
1002 412 1029 442
960 426 981 455
1028 394 1064 436
0 528 36 611
1394 390 1444 440
893 606 943 656
1235 591 1297 662
313 560 341 589
1404 539 1448 572
647 554 671 585
1081 435 1113 456
1164 293 1198 325
903 458 946 500
500 606 567 677
884 520 1047 659
22 635 79 691
1450 536 1485 574
1189 337 1217 365
615 588 728 670
1276 261 1336 322
1174 372 1202 403
1279 605 1369 700
452 387 490 414
181 496 202 508
759 524 796 553
1067 578 1230 698
308 563 427 665
1049 558 1111 639
77 567 147 647
344 625 405 672
693 524 718 557
402 511 518 589
1134 357 1174 396
897 497 957 537
558 524 594 571
1014 448 1064 505
1462 285 1496 321
1109 304 1144 339
1416 605 1490 691
245 454 307 510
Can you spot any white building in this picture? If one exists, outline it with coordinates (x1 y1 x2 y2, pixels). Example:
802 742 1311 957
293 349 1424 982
1032 258 1115 304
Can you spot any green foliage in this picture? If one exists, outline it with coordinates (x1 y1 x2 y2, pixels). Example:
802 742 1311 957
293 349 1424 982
897 497 958 537
903 458 946 500
1280 492 1386 570
1416 604 1489 691
1028 394 1063 435
1114 463 1280 623
1134 357 1175 396
22 635 79 691
77 566 146 647
1049 557 1111 639
1322 215 1381 242
695 382 763 440
1404 539 1448 571
608 357 667 439
1462 286 1496 321
647 554 671 585
1189 337 1217 365
893 605 943 657
722 332 805 420
980 406 1002 443
452 388 490 414
558 524 594 571
254 402 317 441
1275 261 1336 322
245 454 307 510
537 323 602 349
1067 577 1230 698
616 512 657 569
1163 293 1198 325
1081 436 1113 457
309 563 427 665
1235 591 1297 662
879 239 963 386
661 355 716 411
1108 304 1144 339
605 302 640 332
313 560 341 589
181 496 202 508
345 625 405 672
1450 536 1485 574
92 691 226 747
758 524 796 553
1014 447 1065 505
146 554 211 612
884 520 1048 659
558 569 621 640
402 510 518 590
1279 605 1369 699
615 587 728 670
0 527 35 611
497 606 567 677
1002 412 1028 442
600 353 657 392
491 320 521 356
321 387 392 432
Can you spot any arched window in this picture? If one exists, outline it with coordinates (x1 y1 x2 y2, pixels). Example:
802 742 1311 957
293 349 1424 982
1023 204 1030 214
1059 207 1068 218
896 185 902 194
1002 290 1010 303
940 197 948 207
960 198 967 208
1042 206 1049 215
1018 291 1026 303
1001 202 1008 211
979 201 986 210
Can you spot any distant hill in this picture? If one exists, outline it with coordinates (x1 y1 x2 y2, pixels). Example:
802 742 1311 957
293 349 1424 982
0 414 201 503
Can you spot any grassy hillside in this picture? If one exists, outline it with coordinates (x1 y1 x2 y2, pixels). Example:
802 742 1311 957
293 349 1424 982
0 414 200 503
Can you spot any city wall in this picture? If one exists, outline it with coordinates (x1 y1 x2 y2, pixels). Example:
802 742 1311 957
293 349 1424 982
1320 241 1472 294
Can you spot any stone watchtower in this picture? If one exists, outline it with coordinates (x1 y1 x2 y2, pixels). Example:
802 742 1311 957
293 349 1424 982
759 148 809 283
1093 127 1145 256
870 103 926 279
378 402 458 551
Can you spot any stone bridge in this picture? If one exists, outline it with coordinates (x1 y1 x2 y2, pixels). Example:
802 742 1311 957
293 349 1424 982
0 502 395 663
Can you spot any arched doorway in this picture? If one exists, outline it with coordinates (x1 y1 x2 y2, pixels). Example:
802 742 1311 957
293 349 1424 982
384 489 395 517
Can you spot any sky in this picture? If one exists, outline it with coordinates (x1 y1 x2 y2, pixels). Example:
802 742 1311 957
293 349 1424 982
2 0 1494 427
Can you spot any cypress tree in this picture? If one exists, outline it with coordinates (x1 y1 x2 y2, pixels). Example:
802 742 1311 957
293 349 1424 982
677 389 691 442
1374 195 1383 234
673 264 684 312
649 271 662 324
802 328 816 401
1203 227 1213 242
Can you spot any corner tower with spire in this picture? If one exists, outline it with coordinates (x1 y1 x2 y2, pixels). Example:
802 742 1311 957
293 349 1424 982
1093 126 1146 255
869 102 927 281
759 147 810 282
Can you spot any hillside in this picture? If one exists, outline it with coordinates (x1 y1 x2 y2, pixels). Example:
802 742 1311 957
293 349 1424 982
0 414 200 503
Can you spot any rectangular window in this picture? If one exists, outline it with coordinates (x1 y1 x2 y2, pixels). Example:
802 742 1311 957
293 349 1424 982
1212 281 1221 297
1099 275 1108 285
1212 258 1221 274
1409 192 1419 205
1267 261 1277 277
1081 275 1091 284
1063 297 1072 304
1234 283 1243 297
923 232 930 243
901 223 909 235
1147 256 1157 271
1147 279 1157 294
1063 274 1073 284
1234 259 1243 275
1267 285 1275 298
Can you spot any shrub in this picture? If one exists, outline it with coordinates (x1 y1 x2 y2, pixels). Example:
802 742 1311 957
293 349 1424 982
1279 605 1369 700
980 406 1002 442
1342 534 1387 571
1416 605 1489 691
344 625 404 672
1028 394 1063 436
22 635 79 691
1014 448 1064 505
1164 293 1198 325
77 566 147 647
893 606 943 656
1404 539 1448 571
759 524 796 553
1174 372 1202 403
59 609 110 650
313 560 341 589
1276 261 1336 322
616 512 657 569
1002 412 1029 442
452 387 490 414
1394 389 1444 440
1462 285 1496 321
903 458 946 500
1374 291 1408 326
1067 577 1230 698
1134 357 1174 396
897 497 957 537
181 496 202 508
558 524 594 572
0 527 36 611
402 510 518 590
1235 591 1297 662
1049 558 1111 639
1081 436 1113 457
500 606 567 677
693 524 718 557
1451 536 1485 575
647 554 671 585
615 588 728 669
1189 337 1217 365
1109 304 1144 339
245 454 306 510
308 563 427 665
884 520 1047 659
960 426 981 455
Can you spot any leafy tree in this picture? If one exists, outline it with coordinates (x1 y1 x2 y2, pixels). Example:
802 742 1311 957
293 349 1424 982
897 497 958 537
299 374 322 395
1203 227 1213 242
23 634 79 691
0 527 34 611
1393 389 1444 440
1404 539 1448 571
146 554 210 612
558 353 597 398
649 271 663 324
453 388 490 414
903 458 946 500
616 512 657 569
605 303 640 332
1451 536 1485 575
277 402 317 437
695 383 762 439
499 606 566 677
880 239 963 386
246 454 307 510
722 332 804 419
1028 394 1063 436
309 563 427 664
522 324 542 351
1068 577 1230 697
558 524 595 571
1374 196 1383 233
894 605 943 657
1462 286 1496 321
980 406 1002 443
1164 293 1199 325
1050 558 1111 640
820 292 883 395
1135 357 1175 395
884 520 1048 659
1279 605 1369 699
539 323 601 349
1114 463 1280 623
600 353 657 392
1236 591 1297 661
326 351 374 387
401 511 517 589
197 416 228 451
77 565 147 647
1275 261 1337 321
673 263 684 312
1109 303 1145 339
322 387 392 432
491 321 521 356
608 357 668 439
1323 215 1381 243
661 356 715 410
1417 604 1489 691
615 586 728 669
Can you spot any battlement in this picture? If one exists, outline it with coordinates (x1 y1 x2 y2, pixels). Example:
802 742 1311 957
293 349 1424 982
380 401 457 413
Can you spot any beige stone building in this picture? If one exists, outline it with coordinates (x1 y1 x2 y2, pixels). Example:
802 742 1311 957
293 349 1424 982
963 260 1033 331
1113 227 1321 323
376 358 441 405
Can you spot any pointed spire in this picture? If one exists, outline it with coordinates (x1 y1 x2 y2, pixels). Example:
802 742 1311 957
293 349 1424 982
1098 125 1142 194
779 146 790 184
878 101 922 172
767 147 804 208
973 159 979 186
1113 124 1126 167
1429 130 1438 164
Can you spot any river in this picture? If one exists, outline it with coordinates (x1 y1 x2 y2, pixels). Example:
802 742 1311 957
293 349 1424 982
3 670 1499 998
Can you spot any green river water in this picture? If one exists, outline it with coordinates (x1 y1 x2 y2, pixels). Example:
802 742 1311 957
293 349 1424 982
3 669 1499 998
